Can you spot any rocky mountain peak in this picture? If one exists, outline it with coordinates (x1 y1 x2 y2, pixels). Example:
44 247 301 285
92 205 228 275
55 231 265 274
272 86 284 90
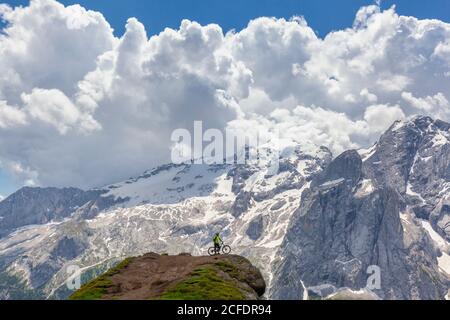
362 116 450 193
312 150 362 188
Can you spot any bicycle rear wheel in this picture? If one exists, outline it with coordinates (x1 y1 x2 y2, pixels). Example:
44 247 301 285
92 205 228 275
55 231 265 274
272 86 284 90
208 247 216 256
222 245 231 255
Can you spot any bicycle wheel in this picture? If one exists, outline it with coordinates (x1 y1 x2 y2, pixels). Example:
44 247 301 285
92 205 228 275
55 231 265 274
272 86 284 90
222 245 231 255
208 247 216 256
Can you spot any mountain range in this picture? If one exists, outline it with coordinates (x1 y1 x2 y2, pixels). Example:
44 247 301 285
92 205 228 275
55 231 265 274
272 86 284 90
0 115 449 300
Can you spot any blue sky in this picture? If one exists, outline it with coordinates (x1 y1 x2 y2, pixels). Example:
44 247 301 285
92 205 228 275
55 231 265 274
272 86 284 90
2 0 450 37
1 0 450 196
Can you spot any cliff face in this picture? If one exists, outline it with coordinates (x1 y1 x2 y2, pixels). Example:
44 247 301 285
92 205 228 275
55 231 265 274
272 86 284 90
271 117 450 300
69 253 266 300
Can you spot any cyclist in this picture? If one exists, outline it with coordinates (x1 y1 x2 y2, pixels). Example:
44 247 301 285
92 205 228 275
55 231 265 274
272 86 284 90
213 232 223 254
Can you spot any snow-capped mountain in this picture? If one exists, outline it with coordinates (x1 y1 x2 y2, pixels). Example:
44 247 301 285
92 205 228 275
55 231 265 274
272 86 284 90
0 116 449 300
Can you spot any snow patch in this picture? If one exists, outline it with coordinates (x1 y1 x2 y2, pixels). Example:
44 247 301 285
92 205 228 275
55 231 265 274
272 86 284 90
391 120 405 132
421 220 450 275
102 164 231 206
355 179 375 198
438 252 450 276
358 144 377 162
326 288 379 300
431 131 448 147
406 183 425 203
421 220 448 251
300 280 308 300
319 178 345 188
400 212 412 226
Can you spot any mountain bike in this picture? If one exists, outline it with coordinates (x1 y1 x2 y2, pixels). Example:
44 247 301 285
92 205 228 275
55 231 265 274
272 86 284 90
208 243 231 256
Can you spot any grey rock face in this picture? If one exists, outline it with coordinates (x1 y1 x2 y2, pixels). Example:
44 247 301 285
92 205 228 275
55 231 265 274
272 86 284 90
364 116 450 240
0 187 125 238
231 191 253 218
0 187 92 237
311 150 362 188
431 200 450 241
246 215 264 240
363 118 426 193
270 199 286 211
51 237 86 260
272 116 450 300
307 284 338 299
227 165 258 195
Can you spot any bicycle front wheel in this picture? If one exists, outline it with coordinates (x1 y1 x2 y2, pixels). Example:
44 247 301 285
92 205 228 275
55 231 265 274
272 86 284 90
222 245 231 255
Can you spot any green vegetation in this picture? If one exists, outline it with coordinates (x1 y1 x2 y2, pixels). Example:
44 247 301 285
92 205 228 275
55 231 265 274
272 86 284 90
69 257 134 300
158 266 245 300
69 255 261 300
68 272 112 300
215 260 245 282
50 263 111 299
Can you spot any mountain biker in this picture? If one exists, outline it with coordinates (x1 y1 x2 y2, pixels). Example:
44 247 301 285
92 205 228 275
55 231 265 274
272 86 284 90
213 232 222 254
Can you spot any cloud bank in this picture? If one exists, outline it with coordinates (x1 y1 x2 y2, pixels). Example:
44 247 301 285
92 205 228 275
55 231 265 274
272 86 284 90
0 0 450 188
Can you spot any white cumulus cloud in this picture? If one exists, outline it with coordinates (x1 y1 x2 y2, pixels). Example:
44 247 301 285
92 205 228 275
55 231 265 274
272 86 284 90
0 0 449 189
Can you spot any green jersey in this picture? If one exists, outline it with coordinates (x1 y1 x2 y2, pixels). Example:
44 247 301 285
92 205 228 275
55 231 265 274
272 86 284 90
213 234 222 245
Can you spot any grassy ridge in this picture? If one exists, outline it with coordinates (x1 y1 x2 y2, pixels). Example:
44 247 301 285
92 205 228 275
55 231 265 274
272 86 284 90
158 266 245 300
69 255 262 300
69 257 134 300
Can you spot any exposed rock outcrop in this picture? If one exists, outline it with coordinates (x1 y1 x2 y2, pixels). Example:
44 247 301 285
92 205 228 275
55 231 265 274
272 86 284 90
70 253 266 300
